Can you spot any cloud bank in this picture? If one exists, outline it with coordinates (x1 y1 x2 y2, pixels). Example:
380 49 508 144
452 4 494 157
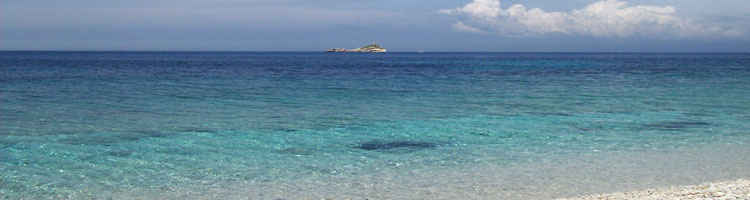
439 0 742 38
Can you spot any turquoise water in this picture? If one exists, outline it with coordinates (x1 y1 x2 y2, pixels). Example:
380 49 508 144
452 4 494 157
1 52 749 199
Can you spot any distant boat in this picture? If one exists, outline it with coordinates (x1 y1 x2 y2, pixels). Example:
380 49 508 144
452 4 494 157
418 51 424 53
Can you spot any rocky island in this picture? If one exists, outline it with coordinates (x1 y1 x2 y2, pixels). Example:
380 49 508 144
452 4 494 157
326 42 387 53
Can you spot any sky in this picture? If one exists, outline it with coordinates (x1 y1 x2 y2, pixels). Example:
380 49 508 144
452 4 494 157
1 0 749 52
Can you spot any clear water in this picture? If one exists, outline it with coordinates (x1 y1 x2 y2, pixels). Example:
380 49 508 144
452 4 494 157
1 52 749 199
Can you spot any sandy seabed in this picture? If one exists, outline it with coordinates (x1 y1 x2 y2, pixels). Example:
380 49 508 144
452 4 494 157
559 178 750 200
10 144 749 200
110 144 749 200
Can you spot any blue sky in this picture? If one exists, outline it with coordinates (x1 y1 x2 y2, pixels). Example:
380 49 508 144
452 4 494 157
2 0 749 52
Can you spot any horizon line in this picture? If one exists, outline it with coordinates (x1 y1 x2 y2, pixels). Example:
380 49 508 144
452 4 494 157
2 50 749 54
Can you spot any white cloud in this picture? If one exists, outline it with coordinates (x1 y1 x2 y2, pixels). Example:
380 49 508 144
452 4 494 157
451 21 488 34
439 0 742 38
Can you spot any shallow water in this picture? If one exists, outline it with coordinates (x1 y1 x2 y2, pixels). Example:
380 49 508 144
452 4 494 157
1 52 749 199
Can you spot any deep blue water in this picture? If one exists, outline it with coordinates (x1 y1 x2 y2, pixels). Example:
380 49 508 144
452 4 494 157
1 52 749 198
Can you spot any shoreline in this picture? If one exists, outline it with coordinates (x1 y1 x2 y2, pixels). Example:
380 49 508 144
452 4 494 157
105 144 749 200
558 178 750 200
240 144 750 199
3 138 749 199
3 148 749 199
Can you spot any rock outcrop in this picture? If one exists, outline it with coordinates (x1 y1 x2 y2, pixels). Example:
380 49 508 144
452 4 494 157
326 42 387 53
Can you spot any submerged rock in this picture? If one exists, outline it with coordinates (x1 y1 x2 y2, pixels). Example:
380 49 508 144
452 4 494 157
644 121 712 130
353 140 437 151
106 150 134 157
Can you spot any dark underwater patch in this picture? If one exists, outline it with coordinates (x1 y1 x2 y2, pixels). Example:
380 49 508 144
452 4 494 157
527 112 574 117
174 95 199 99
467 131 492 136
0 152 13 162
106 150 134 157
59 133 146 145
353 140 438 151
273 128 298 132
644 121 712 131
681 112 718 117
134 130 176 138
58 130 177 145
156 147 197 156
180 128 215 133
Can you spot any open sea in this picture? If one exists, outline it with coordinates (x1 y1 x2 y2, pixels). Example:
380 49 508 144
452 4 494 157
1 52 749 199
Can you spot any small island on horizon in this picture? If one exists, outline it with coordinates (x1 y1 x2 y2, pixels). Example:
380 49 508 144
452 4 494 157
326 42 387 53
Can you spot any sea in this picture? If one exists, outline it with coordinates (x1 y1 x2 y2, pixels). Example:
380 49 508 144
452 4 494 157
1 52 749 199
